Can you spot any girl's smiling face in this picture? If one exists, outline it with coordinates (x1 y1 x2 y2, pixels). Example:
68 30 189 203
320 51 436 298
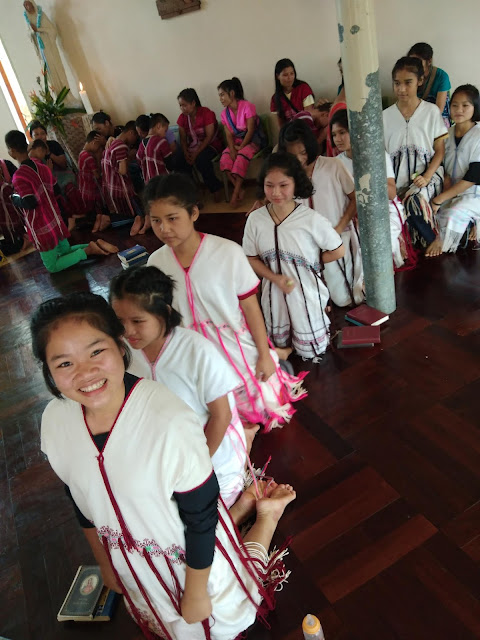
149 198 199 249
450 92 475 124
264 169 295 205
45 317 126 414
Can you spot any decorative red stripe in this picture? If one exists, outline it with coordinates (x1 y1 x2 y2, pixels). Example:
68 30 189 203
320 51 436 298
142 548 181 615
174 469 214 494
237 283 260 301
118 538 173 640
101 537 157 640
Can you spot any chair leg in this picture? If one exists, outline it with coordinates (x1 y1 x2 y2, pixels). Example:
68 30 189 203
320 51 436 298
222 171 230 202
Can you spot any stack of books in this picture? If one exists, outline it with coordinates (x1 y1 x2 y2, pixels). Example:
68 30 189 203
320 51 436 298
345 304 389 327
57 565 118 622
338 304 389 349
117 245 149 269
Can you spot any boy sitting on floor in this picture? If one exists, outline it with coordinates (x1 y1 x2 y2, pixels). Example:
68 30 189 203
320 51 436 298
5 130 118 273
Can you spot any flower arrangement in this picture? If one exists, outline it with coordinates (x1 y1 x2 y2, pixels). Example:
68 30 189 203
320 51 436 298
28 65 84 136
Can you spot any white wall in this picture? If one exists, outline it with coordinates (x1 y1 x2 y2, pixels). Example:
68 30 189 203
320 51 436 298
1 0 479 160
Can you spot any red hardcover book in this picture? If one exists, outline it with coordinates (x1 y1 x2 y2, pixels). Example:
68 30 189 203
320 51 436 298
341 325 381 345
345 304 389 326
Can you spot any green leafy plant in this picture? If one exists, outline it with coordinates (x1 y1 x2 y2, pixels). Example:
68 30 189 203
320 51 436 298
28 65 84 136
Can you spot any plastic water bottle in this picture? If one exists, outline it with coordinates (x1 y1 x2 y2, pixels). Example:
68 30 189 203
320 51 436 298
302 614 325 639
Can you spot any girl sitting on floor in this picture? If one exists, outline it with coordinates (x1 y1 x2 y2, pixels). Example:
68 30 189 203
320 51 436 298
136 113 174 183
430 84 480 253
136 114 177 154
270 59 315 128
243 152 344 361
110 265 249 508
330 108 409 269
78 131 108 232
175 88 224 200
383 57 448 257
5 130 117 272
33 291 295 640
146 172 307 432
278 119 363 307
218 77 265 209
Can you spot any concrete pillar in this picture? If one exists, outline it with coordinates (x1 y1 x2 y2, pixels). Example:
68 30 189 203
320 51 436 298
336 0 396 314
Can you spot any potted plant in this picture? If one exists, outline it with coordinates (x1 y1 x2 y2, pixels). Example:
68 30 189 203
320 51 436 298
28 65 86 166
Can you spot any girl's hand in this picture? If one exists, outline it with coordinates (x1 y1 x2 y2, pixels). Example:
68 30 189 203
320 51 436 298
431 201 441 214
181 591 212 624
100 563 123 594
234 144 242 151
274 274 296 295
413 174 429 188
255 353 276 381
229 148 237 161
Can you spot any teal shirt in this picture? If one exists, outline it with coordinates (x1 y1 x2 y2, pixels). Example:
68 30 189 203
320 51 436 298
418 66 451 120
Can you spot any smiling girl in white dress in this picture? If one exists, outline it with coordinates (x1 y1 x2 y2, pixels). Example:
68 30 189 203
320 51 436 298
243 152 344 360
429 84 480 253
33 292 296 640
110 265 248 508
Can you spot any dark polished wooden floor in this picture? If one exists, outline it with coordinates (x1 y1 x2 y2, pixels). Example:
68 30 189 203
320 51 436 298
1 214 480 640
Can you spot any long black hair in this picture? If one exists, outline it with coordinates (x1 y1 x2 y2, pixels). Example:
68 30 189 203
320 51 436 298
217 77 244 101
274 58 310 121
30 292 131 399
392 56 424 82
257 151 313 199
109 266 182 336
177 88 202 108
278 119 319 165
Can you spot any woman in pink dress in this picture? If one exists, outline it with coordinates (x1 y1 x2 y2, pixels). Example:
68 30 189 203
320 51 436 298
218 77 265 208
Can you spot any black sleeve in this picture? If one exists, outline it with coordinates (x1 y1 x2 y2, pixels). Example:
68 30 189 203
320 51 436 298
48 140 65 156
65 484 95 528
53 182 62 197
174 472 219 570
164 155 174 172
5 160 17 177
463 162 480 185
11 193 37 209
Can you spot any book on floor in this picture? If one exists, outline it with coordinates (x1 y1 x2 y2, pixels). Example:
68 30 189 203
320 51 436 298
345 304 389 326
57 565 119 622
117 244 148 264
337 325 381 349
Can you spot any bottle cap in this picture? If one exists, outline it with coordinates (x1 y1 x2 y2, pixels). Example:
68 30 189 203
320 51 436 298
302 614 321 635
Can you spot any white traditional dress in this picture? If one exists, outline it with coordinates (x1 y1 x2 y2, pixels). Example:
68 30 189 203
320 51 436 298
302 156 364 307
41 379 288 640
148 234 307 431
436 123 480 252
383 101 448 245
127 327 247 507
337 151 406 268
243 203 343 359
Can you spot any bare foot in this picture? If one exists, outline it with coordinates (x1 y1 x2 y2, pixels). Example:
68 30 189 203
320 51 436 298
138 215 151 235
230 480 278 526
98 214 111 232
130 215 143 236
92 213 102 233
96 238 119 254
275 346 292 361
255 484 296 524
84 241 109 257
67 217 76 232
21 235 32 252
244 424 260 455
425 237 443 257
